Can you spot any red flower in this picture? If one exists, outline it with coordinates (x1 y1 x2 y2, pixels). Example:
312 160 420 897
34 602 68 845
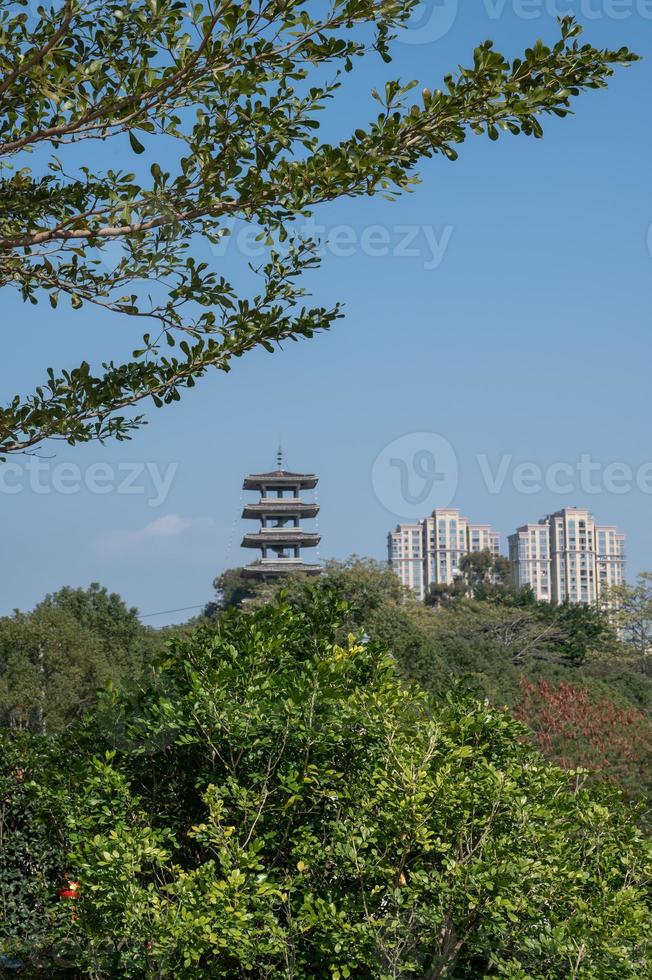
59 880 80 900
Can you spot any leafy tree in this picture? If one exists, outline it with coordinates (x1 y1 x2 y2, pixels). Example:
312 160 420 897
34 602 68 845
515 677 652 815
582 655 652 719
400 593 652 808
304 559 440 685
532 599 617 667
470 582 530 607
405 598 552 704
424 579 467 608
0 733 72 966
465 584 617 667
310 556 406 611
205 558 436 684
605 573 652 660
6 589 650 976
492 555 513 587
37 582 155 674
206 567 281 616
0 4 637 454
203 562 652 810
458 550 512 590
0 584 158 732
0 606 108 732
423 555 512 607
208 557 406 615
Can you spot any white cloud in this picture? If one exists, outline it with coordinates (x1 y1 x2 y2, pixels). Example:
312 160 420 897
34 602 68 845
97 514 227 559
138 514 194 538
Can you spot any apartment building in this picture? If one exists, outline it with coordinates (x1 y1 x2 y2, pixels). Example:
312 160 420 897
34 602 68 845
388 508 501 601
507 522 552 601
509 507 625 605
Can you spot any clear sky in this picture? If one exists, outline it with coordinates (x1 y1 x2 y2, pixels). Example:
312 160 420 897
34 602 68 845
2 3 651 624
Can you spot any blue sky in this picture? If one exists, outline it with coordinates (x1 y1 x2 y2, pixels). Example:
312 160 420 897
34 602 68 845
2 2 650 623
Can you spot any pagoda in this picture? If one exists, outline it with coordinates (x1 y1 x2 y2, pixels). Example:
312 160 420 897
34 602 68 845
241 450 321 579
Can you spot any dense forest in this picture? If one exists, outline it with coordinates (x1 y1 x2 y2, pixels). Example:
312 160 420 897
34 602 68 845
1 562 651 975
210 560 652 816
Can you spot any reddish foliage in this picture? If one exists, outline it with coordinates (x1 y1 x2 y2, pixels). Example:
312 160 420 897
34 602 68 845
515 677 652 799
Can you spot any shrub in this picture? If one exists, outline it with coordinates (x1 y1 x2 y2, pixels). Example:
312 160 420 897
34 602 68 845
18 591 647 977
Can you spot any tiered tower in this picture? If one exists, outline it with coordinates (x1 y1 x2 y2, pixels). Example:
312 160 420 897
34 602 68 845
241 450 321 579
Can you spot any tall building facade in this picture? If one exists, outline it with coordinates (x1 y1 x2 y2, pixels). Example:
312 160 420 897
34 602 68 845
507 522 552 601
241 453 321 579
508 507 625 605
388 509 501 601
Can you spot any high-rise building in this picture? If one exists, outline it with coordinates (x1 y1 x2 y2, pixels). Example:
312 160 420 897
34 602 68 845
508 507 625 605
388 522 425 598
241 451 321 579
507 521 552 602
388 508 501 601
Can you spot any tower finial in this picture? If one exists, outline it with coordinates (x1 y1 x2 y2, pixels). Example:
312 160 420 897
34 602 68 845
277 435 283 471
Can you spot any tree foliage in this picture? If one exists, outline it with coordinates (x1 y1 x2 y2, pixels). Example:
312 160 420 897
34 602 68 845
604 573 652 659
425 579 468 608
207 557 406 616
209 560 652 805
0 3 637 453
515 676 652 816
0 584 157 732
463 584 617 667
0 606 107 733
1 589 650 976
37 582 156 672
206 567 275 615
458 550 512 589
0 733 72 967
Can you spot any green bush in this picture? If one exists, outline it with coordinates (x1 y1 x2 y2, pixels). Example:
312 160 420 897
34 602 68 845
0 733 74 971
4 591 648 977
0 584 160 734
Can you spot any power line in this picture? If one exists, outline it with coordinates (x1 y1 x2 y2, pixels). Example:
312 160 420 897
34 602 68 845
141 470 246 623
140 602 207 620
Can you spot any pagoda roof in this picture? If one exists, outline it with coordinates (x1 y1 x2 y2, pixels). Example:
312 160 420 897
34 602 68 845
243 469 318 490
241 530 320 549
242 500 319 519
243 560 322 579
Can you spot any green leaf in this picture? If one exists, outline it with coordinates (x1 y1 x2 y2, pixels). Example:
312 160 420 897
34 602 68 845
128 131 145 154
